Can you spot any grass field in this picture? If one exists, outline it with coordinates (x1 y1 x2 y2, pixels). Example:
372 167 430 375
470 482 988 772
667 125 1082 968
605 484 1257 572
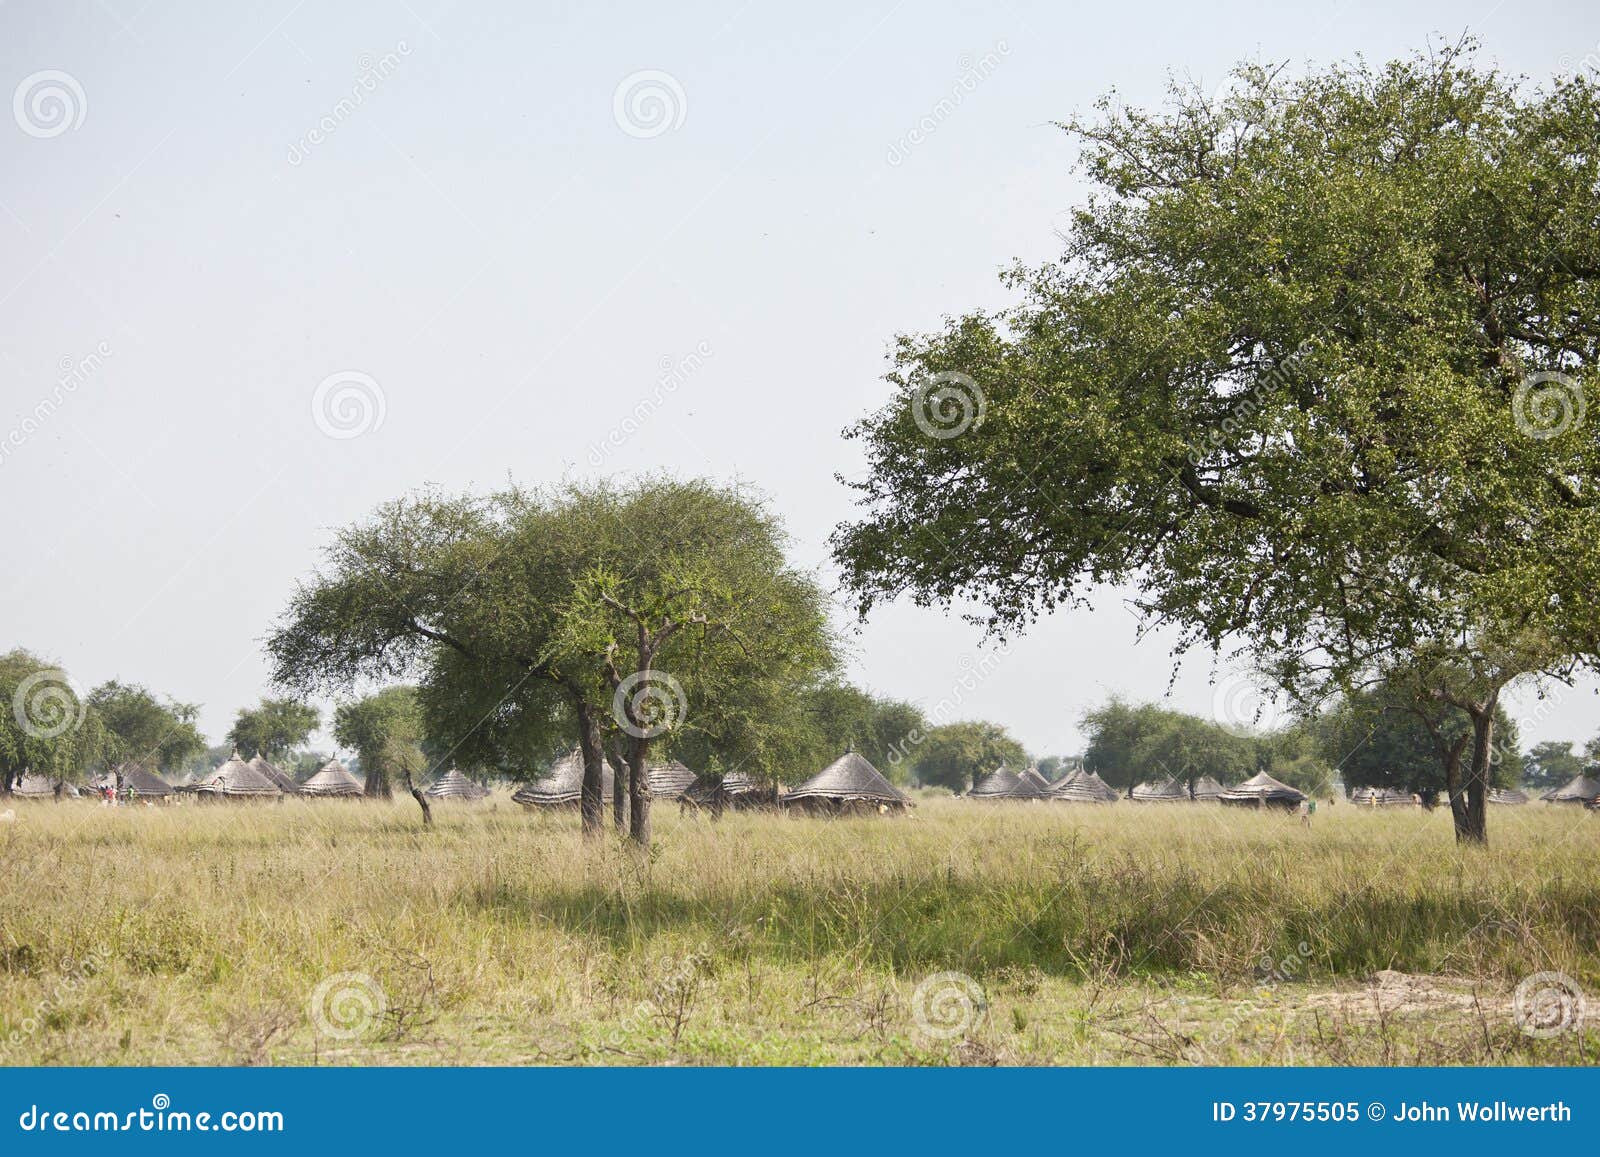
1 793 1597 1066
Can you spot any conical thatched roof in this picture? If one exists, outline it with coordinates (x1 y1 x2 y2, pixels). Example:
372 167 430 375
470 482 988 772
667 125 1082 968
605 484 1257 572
1544 774 1600 804
96 762 174 797
1488 787 1529 805
1350 786 1415 806
968 765 1046 800
513 749 613 808
425 768 489 800
646 760 698 800
300 758 363 797
785 751 907 805
194 749 280 797
682 769 774 808
1219 770 1306 805
1045 769 1113 803
1131 776 1188 802
248 754 300 794
1017 766 1051 793
1191 775 1226 801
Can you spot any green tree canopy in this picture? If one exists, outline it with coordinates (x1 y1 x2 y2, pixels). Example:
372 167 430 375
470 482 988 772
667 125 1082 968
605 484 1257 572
835 44 1600 843
331 686 422 800
87 680 206 774
911 720 1028 793
0 650 109 795
227 697 320 761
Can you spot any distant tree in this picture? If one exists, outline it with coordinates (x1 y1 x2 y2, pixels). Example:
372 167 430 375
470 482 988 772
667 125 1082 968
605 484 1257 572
0 649 109 798
1309 689 1522 799
228 698 319 761
1524 740 1584 791
1034 756 1064 782
87 681 206 774
1131 713 1256 797
1080 698 1173 797
332 687 421 802
912 721 1027 793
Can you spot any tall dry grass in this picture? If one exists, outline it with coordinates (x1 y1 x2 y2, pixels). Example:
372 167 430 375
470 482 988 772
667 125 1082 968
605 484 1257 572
0 794 1595 1065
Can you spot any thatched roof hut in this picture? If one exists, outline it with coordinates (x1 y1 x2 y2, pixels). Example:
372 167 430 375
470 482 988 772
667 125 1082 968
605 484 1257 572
967 765 1047 801
1543 774 1600 805
300 758 363 798
13 773 76 799
783 751 909 816
1017 765 1052 793
1350 786 1416 807
94 762 175 798
512 749 611 808
1488 787 1529 805
1044 768 1115 803
247 754 300 794
424 768 490 801
1131 776 1188 802
1190 775 1226 801
1219 770 1306 808
681 770 779 812
193 749 281 798
647 760 698 801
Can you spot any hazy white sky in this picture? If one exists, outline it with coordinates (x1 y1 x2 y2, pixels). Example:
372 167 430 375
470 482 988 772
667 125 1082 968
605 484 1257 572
3 0 1598 760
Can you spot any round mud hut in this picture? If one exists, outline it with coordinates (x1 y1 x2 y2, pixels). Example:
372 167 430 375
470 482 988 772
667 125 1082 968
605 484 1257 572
783 750 909 816
1218 771 1306 809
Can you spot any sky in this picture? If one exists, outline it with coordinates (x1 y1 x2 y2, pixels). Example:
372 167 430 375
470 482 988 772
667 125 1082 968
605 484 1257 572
3 0 1599 761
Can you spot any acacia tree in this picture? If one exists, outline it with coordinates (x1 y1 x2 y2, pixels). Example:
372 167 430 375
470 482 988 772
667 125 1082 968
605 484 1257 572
269 477 838 845
227 698 320 762
331 686 423 802
88 681 206 776
0 650 109 797
911 721 1028 793
834 44 1600 844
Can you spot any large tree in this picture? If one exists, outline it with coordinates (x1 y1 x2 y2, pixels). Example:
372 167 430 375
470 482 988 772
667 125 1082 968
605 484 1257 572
227 697 320 761
834 44 1600 844
269 477 838 845
911 720 1028 793
87 681 206 775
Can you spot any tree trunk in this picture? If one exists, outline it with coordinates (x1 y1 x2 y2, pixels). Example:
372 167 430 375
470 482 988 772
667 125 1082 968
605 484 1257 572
0 770 12 798
363 761 392 799
575 700 606 839
627 737 653 848
605 740 628 831
1458 702 1494 846
403 771 433 826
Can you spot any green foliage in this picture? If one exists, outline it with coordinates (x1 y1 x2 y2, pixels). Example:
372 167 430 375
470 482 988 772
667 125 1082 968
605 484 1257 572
1523 741 1583 790
332 686 423 799
0 649 109 791
1307 689 1522 795
911 720 1028 792
227 697 319 760
87 681 206 774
